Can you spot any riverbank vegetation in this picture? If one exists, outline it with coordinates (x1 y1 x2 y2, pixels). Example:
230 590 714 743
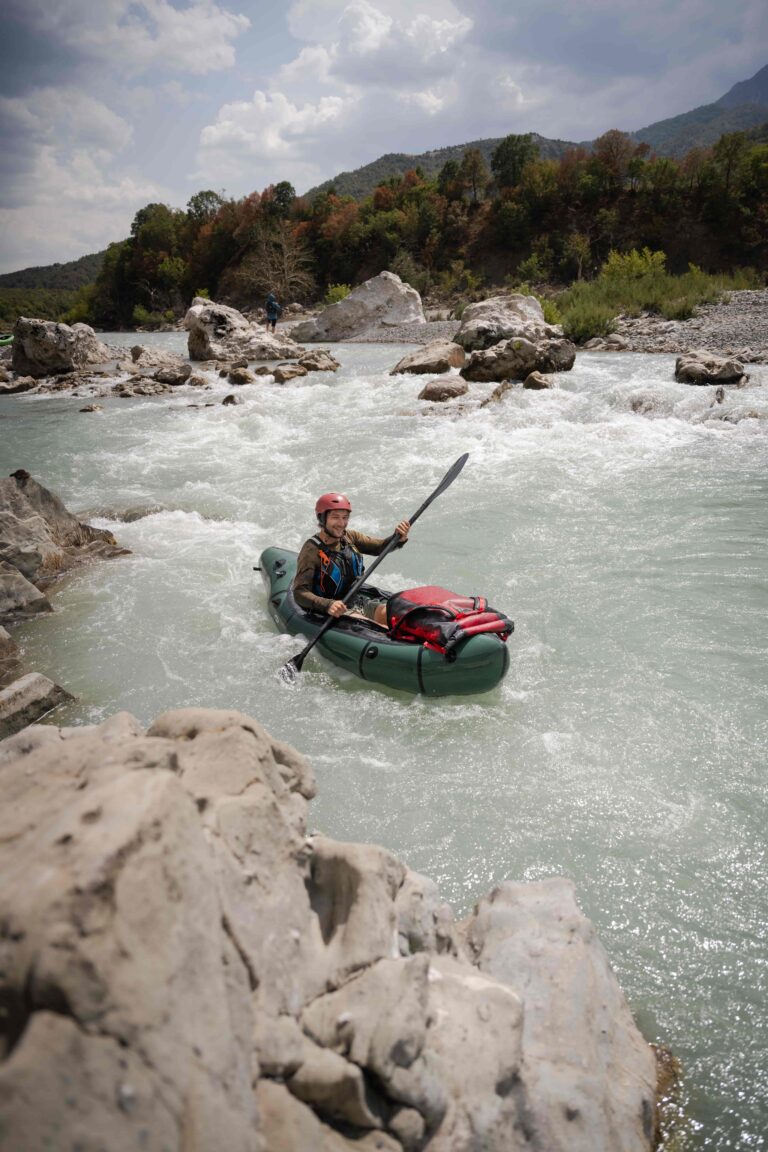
2 127 765 339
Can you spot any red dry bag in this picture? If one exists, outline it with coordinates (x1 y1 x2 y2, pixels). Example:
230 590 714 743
386 585 513 658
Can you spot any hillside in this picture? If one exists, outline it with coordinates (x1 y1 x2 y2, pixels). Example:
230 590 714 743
305 63 768 200
0 250 106 291
303 132 576 201
715 63 768 109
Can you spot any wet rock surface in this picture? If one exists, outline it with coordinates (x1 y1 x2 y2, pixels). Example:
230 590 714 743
0 706 663 1152
0 471 128 623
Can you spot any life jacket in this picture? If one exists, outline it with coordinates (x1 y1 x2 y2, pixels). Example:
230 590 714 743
311 534 365 600
387 585 513 658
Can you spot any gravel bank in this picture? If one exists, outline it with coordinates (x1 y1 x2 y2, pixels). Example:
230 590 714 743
345 319 461 344
616 289 768 361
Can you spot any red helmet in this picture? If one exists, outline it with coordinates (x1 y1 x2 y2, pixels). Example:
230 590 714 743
315 492 351 517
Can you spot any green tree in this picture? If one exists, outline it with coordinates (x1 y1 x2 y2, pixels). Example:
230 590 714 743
491 133 538 188
459 148 490 204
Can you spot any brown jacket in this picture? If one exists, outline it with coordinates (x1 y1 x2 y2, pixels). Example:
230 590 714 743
293 529 402 614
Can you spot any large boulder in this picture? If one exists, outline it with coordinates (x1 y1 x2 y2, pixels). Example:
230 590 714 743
12 318 112 378
0 705 664 1152
418 378 468 402
461 336 576 382
455 295 559 351
390 340 465 375
0 470 128 621
674 351 746 385
184 297 303 361
292 272 425 342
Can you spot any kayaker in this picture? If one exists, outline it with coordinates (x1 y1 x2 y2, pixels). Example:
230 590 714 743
293 493 409 627
265 291 282 332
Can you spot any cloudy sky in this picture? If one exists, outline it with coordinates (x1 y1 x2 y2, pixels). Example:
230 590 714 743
0 0 766 273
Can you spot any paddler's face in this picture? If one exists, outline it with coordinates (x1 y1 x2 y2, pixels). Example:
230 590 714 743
324 509 349 538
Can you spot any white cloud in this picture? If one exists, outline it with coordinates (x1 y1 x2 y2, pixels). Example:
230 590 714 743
22 0 250 75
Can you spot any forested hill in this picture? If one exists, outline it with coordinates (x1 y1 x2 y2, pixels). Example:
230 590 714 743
303 132 576 201
716 63 768 109
305 65 768 199
0 250 106 290
630 63 768 156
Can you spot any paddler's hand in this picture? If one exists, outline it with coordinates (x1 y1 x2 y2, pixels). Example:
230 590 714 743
394 519 410 540
328 600 347 618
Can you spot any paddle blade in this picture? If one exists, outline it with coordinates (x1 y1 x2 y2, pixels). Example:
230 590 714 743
278 654 303 684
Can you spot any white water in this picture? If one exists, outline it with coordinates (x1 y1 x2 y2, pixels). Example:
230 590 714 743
2 336 767 1148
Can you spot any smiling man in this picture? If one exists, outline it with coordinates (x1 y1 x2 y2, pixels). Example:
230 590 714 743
292 492 409 626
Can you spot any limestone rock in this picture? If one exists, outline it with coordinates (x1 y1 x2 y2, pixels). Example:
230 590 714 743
0 559 52 618
674 351 746 385
0 624 19 680
523 371 555 389
114 378 172 397
299 349 341 372
274 363 309 383
455 295 558 351
291 272 425 342
229 366 257 385
390 340 465 375
418 378 468 402
0 709 663 1152
185 297 303 361
154 363 192 386
11 318 112 378
0 672 73 740
0 471 127 622
222 393 242 406
464 878 659 1150
0 375 36 395
461 336 576 383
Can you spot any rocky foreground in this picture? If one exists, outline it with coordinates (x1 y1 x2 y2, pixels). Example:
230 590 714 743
0 706 670 1152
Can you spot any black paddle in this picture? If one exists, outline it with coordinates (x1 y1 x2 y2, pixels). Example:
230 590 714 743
278 453 469 684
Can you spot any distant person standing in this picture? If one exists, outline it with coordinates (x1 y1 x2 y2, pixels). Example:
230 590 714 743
265 291 282 332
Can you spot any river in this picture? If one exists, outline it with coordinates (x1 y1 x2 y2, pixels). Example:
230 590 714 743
1 334 766 1149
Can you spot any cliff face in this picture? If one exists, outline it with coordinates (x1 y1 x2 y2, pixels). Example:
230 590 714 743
0 707 661 1151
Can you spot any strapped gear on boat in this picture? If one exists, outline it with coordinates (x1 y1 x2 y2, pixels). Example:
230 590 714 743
310 534 365 600
387 585 513 659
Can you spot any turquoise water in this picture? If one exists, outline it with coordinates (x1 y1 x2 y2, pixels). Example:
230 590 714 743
1 336 767 1148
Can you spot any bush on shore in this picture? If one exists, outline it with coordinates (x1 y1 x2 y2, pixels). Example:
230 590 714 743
556 251 759 342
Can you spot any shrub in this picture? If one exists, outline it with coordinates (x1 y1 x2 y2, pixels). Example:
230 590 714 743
601 247 667 280
323 283 351 305
561 300 617 343
536 296 562 325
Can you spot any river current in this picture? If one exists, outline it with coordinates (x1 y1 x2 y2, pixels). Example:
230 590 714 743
1 334 766 1148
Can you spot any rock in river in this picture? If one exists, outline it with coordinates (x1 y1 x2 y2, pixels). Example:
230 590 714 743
12 317 112 378
0 470 128 622
0 705 664 1152
185 297 303 362
291 272 425 342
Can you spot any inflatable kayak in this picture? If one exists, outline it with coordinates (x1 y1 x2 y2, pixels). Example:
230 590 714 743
260 547 511 696
0 334 13 346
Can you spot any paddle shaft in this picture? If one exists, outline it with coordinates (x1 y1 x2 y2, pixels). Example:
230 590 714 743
282 453 468 676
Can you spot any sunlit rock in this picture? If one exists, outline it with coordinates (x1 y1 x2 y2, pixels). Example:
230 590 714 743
291 272 426 342
390 340 465 375
185 297 303 361
12 318 111 378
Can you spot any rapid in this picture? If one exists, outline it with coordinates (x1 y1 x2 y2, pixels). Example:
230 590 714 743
2 334 766 1149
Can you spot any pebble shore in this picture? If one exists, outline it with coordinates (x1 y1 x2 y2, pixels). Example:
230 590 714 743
338 288 768 361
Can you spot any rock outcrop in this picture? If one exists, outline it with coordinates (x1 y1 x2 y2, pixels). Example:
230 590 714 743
461 336 576 383
0 470 128 621
674 351 746 385
0 706 663 1152
390 341 465 375
291 273 426 342
184 298 303 361
12 318 112 378
455 295 557 352
0 672 72 738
